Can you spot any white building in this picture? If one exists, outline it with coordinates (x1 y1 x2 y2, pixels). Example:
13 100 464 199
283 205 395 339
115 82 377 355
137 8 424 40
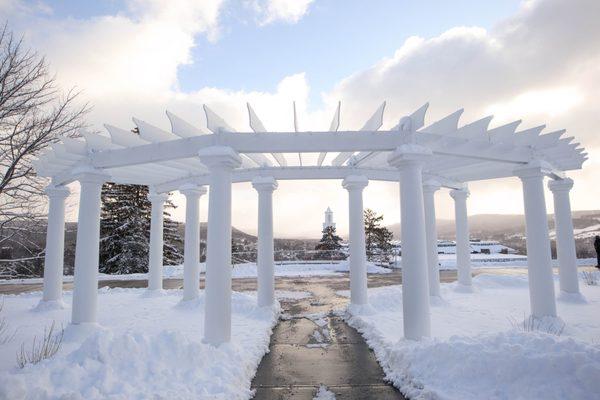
436 240 517 254
323 207 336 231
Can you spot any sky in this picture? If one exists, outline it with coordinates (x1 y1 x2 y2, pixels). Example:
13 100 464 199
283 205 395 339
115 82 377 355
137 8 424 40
2 0 599 238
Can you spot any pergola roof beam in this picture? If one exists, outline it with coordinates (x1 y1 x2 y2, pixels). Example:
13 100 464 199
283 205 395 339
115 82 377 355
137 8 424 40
89 129 544 170
317 101 341 167
34 103 585 189
104 124 206 175
204 104 272 167
355 103 429 167
166 110 210 137
247 103 287 167
420 108 463 135
332 101 386 166
151 165 465 193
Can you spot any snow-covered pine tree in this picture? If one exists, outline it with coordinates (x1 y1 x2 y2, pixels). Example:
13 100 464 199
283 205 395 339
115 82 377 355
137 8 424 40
99 183 183 274
315 225 344 260
162 202 184 266
99 127 183 274
99 183 149 274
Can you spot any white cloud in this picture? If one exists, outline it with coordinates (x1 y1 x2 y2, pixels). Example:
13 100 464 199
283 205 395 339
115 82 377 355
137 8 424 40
5 0 600 236
327 0 600 219
250 0 314 26
7 0 223 100
485 87 584 124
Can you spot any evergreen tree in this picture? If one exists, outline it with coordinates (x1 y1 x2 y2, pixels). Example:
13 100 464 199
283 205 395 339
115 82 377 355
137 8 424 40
99 127 183 274
375 225 394 263
99 183 183 274
364 209 383 260
364 208 394 262
315 225 344 259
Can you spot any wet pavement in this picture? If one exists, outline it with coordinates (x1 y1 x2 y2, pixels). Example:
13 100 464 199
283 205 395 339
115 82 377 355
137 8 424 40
251 275 406 400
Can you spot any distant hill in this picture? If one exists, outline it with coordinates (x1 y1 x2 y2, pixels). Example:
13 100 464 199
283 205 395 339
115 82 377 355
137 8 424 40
387 210 600 257
3 221 317 276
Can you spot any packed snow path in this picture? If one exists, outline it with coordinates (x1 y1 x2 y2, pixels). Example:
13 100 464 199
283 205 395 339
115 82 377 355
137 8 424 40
251 277 405 399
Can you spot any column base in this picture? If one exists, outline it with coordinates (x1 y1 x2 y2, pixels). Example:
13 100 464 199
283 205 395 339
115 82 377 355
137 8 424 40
34 299 67 312
454 283 476 293
202 337 228 347
64 322 103 342
347 303 376 316
176 297 204 309
429 295 448 307
557 291 587 304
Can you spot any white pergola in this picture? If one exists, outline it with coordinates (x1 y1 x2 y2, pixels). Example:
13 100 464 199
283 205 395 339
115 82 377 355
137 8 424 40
33 102 587 344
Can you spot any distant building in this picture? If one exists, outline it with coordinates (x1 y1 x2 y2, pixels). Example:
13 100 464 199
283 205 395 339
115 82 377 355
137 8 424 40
392 239 517 255
323 207 336 231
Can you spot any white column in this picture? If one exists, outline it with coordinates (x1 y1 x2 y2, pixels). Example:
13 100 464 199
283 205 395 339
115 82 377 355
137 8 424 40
422 181 441 297
252 176 278 307
71 171 108 325
41 184 70 305
147 191 169 292
388 144 431 340
342 175 369 306
515 163 557 318
180 184 206 301
548 178 580 294
199 146 242 346
450 188 472 287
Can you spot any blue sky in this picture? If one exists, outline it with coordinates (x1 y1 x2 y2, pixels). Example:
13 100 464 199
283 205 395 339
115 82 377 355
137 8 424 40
45 0 521 109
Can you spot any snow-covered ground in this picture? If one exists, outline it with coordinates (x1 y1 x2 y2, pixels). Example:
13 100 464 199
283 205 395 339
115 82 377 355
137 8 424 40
0 260 392 285
0 288 281 399
344 273 600 400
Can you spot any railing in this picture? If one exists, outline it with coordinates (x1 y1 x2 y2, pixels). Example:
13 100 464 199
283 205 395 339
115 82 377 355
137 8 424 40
231 248 398 267
231 249 348 266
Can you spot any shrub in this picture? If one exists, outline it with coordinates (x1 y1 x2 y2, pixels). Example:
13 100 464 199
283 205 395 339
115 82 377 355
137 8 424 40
16 321 63 368
508 314 565 336
582 270 599 286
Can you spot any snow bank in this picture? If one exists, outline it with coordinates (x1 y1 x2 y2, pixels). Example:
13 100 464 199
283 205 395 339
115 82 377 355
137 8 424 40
345 274 600 400
0 289 279 400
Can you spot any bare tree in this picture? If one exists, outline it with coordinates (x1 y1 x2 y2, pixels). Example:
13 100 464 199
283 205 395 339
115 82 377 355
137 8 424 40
0 24 88 277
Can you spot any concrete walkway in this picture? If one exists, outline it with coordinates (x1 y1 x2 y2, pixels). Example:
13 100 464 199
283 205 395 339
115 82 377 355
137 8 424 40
252 276 405 399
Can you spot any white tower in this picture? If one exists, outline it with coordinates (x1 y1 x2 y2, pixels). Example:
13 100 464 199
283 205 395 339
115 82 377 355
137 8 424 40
323 207 336 230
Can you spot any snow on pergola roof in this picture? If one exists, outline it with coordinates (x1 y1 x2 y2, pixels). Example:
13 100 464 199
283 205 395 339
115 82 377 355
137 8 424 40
33 102 587 193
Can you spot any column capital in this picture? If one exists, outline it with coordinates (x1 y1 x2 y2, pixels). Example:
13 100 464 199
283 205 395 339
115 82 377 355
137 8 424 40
387 144 432 168
252 176 278 192
514 160 552 180
342 175 368 191
198 146 242 170
72 169 110 185
179 183 207 197
548 178 573 193
45 184 70 199
148 191 169 204
422 180 441 194
450 187 469 200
